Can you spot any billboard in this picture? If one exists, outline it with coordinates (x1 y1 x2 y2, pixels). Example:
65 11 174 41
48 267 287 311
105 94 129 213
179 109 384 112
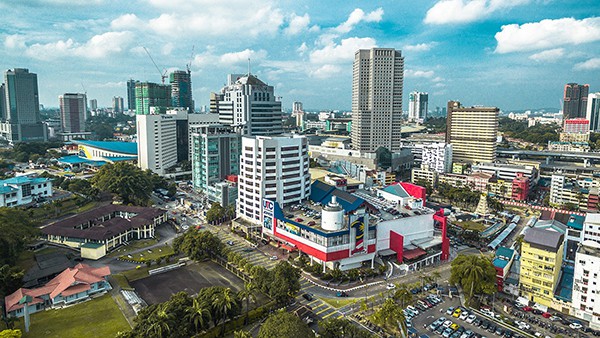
283 222 300 236
351 216 366 256
262 199 274 232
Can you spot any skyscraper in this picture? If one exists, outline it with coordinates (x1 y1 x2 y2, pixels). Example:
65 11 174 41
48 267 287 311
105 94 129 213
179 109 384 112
169 70 193 112
126 79 137 111
351 48 404 152
89 99 97 111
446 100 498 164
0 83 5 121
293 101 304 128
563 83 590 119
586 92 600 132
0 68 47 142
59 93 87 133
135 82 171 115
217 74 283 136
408 91 428 123
112 96 124 113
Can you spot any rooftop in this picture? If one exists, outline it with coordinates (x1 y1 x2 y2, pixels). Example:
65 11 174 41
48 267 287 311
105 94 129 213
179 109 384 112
1 176 51 185
524 228 564 251
73 140 138 155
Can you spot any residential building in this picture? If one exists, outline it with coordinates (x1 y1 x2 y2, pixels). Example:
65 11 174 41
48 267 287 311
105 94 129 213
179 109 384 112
134 82 171 115
351 48 404 152
519 228 564 307
548 141 590 152
493 247 516 291
58 93 90 141
191 125 241 206
293 101 304 128
563 83 589 119
126 79 137 111
564 118 590 134
408 91 428 123
236 135 311 227
446 100 498 164
0 83 5 120
89 99 97 112
472 162 539 189
411 166 438 187
216 74 283 136
42 205 167 259
112 96 124 113
582 213 600 244
0 68 47 142
549 174 592 210
4 264 111 318
0 175 53 207
572 239 600 329
170 70 193 112
587 92 600 132
421 143 452 173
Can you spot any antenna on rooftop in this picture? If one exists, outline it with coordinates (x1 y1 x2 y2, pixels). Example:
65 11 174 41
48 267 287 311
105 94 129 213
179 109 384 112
247 58 251 76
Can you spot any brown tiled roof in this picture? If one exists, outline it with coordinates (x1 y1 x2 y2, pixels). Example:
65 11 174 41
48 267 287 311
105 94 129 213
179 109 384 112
41 204 166 241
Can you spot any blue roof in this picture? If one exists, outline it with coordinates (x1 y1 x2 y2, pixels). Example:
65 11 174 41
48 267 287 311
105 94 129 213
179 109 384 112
493 258 509 269
496 246 515 260
567 214 584 230
381 184 409 198
74 140 137 155
1 176 51 185
309 180 364 213
0 186 17 194
104 156 138 162
555 265 574 302
488 223 518 249
57 155 105 166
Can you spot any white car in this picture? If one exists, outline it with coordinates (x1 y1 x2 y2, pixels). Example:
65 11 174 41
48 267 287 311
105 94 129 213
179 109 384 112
386 283 396 290
466 314 476 324
570 323 583 330
182 224 189 230
516 321 530 330
459 312 469 320
269 255 278 261
407 306 419 315
443 320 452 328
549 316 561 321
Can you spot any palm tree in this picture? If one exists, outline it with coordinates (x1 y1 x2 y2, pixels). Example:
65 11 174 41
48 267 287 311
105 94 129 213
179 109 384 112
145 304 173 338
238 282 258 323
233 331 252 338
213 288 239 335
185 297 211 333
393 284 412 308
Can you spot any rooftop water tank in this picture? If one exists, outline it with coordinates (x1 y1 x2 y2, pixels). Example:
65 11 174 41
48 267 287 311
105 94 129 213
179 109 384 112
321 196 345 231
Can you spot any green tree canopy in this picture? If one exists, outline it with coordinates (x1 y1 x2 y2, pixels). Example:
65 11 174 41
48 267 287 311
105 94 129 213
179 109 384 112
173 230 224 261
206 202 225 223
319 317 373 338
449 254 497 304
91 162 154 205
268 261 302 305
0 208 38 266
258 311 315 338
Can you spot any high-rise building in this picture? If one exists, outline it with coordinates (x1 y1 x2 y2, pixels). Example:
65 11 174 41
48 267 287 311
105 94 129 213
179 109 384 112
169 70 193 112
135 82 171 115
112 96 124 113
408 91 428 123
209 92 223 115
351 48 404 152
293 101 304 128
0 83 5 120
126 79 137 111
89 99 98 111
519 228 564 307
586 92 600 132
237 135 310 224
446 100 498 164
59 93 86 133
0 68 47 142
191 125 241 206
421 143 452 173
216 74 283 136
563 83 590 119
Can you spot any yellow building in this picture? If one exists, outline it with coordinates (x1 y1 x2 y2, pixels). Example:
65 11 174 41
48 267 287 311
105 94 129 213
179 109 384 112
519 228 564 307
446 101 498 164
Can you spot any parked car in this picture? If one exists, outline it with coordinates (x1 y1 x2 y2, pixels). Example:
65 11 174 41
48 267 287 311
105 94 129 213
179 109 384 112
386 283 396 290
541 312 551 318
302 293 313 301
466 314 476 324
269 255 278 260
446 307 455 315
570 323 583 330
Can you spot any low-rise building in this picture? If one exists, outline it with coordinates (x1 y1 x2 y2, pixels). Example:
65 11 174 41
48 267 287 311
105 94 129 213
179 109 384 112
0 175 52 207
493 246 516 292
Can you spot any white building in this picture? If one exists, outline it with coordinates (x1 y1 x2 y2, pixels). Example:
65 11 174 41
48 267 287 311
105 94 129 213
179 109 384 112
473 162 539 187
421 143 452 173
351 48 404 152
217 74 283 136
136 110 219 175
408 91 428 123
572 239 600 329
0 175 53 207
237 135 311 224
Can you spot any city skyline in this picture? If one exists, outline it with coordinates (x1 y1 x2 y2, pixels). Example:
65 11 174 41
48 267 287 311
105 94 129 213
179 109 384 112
0 0 599 111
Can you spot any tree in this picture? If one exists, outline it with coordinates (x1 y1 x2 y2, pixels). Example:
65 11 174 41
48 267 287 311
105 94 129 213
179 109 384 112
258 311 315 338
91 162 153 205
0 208 38 266
206 202 225 223
0 329 22 338
185 296 211 333
269 261 301 305
234 331 252 338
449 254 497 305
319 318 373 338
173 230 224 260
238 282 258 323
211 287 240 335
0 265 24 300
372 298 406 337
144 303 174 338
393 284 412 308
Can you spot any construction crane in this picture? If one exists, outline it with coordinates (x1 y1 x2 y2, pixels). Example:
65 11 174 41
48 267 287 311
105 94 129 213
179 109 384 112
143 47 167 84
186 45 195 75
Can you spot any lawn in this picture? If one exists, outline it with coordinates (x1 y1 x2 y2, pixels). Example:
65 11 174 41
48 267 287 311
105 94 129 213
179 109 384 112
118 244 174 263
19 294 130 338
28 196 98 223
107 238 158 258
458 220 486 232
320 297 357 308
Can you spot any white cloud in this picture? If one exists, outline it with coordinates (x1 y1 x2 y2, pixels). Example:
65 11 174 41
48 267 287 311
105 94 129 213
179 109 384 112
574 57 600 70
24 31 134 60
335 8 384 33
162 42 174 55
111 13 144 30
528 48 564 62
404 42 437 52
404 69 435 78
424 0 531 25
310 37 377 64
285 13 310 35
310 64 342 79
495 17 600 53
4 34 26 49
219 49 267 65
297 42 308 55
91 81 126 88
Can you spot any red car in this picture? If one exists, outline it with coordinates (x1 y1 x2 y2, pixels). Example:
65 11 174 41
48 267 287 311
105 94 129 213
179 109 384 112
542 312 551 318
522 306 533 312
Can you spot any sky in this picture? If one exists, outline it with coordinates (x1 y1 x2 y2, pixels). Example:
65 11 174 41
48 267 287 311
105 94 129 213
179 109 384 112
0 0 599 112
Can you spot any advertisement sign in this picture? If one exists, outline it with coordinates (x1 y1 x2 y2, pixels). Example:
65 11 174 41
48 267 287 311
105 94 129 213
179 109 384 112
351 216 366 255
262 199 274 232
283 222 300 236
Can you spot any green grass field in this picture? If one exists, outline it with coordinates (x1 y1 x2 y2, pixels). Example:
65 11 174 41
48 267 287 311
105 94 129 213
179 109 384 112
458 220 486 232
320 297 357 308
19 294 130 338
118 244 174 263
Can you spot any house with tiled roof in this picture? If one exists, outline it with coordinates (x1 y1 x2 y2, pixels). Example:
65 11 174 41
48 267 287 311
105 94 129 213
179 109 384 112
4 264 111 318
0 175 52 207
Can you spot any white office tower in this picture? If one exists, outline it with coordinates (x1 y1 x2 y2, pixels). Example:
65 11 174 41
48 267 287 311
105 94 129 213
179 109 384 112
237 135 311 224
293 101 304 128
421 143 452 173
217 74 283 136
408 91 428 123
573 239 600 329
587 92 600 132
351 48 404 152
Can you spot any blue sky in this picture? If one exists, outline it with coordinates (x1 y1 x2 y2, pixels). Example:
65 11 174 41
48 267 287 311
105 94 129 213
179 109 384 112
1 0 599 112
